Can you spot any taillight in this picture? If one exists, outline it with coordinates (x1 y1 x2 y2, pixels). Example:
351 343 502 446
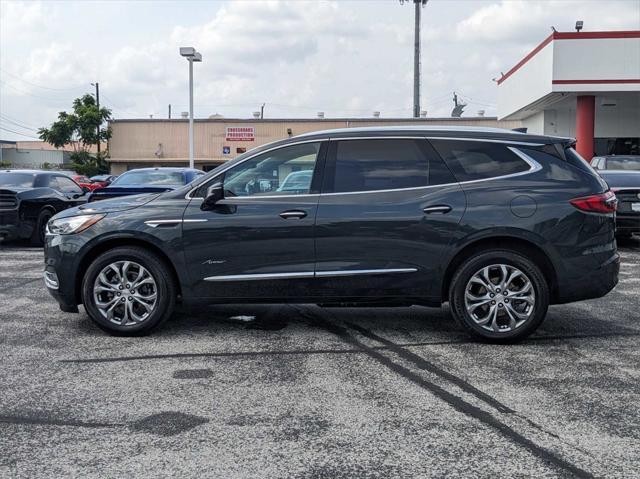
570 190 618 214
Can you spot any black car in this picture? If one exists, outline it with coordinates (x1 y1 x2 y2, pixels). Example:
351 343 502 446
0 170 89 245
596 170 640 238
88 167 204 202
43 127 619 341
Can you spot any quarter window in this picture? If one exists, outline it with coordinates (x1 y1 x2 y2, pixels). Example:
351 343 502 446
430 140 531 182
221 142 321 197
328 139 429 193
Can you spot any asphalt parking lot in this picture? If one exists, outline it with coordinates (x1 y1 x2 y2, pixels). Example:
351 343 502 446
1 239 639 478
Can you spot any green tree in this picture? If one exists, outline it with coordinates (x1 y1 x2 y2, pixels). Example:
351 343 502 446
38 94 112 175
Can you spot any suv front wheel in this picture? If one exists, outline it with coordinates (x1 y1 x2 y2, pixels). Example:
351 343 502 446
81 247 176 336
449 249 549 342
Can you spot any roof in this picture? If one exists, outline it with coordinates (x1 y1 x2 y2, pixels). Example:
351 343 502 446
292 125 573 144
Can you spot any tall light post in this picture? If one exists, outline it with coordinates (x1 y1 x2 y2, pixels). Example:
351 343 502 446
179 47 202 169
400 0 429 118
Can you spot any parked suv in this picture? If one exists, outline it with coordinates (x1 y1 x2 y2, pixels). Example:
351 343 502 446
43 127 619 341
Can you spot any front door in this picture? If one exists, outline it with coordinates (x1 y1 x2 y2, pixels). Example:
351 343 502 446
314 137 466 302
182 141 326 299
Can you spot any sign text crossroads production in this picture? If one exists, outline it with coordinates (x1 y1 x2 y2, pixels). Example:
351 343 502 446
225 127 255 141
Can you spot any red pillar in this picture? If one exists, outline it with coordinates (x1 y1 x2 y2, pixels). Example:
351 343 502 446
576 95 595 162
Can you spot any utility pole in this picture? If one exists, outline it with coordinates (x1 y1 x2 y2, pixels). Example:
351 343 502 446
401 0 428 118
91 82 101 155
168 104 172 119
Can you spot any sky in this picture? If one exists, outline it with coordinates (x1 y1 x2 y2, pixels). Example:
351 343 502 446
1 0 639 141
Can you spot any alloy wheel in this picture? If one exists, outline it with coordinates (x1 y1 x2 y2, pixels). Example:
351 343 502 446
464 264 535 333
92 261 158 326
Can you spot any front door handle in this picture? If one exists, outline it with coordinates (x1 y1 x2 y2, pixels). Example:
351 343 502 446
423 205 452 214
279 210 307 220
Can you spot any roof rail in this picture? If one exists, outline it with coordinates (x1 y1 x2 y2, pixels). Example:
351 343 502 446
512 127 528 133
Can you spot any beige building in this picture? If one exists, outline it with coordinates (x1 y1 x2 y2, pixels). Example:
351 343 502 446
107 117 522 175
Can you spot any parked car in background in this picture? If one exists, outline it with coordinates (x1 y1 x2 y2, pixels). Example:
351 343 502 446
44 127 619 341
597 170 640 238
72 174 102 191
89 174 118 188
591 155 640 171
0 170 88 245
88 167 204 202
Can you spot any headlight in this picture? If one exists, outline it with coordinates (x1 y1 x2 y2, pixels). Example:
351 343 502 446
47 214 105 235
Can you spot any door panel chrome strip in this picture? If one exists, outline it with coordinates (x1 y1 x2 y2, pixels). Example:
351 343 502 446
204 268 417 282
316 268 417 278
204 271 315 282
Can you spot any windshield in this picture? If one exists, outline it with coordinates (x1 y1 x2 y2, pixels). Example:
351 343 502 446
0 172 35 187
113 171 184 186
606 157 640 171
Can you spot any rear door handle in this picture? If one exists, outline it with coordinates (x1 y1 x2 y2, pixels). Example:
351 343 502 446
279 210 307 219
423 205 452 214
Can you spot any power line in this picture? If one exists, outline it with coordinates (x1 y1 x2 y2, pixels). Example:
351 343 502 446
0 114 40 132
0 126 41 139
0 68 86 92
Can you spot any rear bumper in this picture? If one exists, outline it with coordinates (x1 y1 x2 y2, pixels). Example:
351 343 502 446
555 252 619 304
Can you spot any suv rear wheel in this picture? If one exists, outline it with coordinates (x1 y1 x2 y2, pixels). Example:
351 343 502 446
449 249 549 342
81 247 176 336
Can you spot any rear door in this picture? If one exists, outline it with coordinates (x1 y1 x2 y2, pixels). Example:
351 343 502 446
314 137 466 301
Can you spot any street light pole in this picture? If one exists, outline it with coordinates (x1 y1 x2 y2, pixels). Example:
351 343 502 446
179 47 202 169
188 59 194 169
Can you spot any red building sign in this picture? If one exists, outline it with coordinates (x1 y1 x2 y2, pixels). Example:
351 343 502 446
225 127 255 141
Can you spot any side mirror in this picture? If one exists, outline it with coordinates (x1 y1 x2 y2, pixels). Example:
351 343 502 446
82 186 91 194
201 182 224 210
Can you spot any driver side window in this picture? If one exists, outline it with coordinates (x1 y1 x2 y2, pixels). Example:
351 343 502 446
222 142 321 197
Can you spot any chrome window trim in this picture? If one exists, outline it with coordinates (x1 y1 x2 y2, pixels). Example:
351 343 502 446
186 138 544 200
204 267 417 282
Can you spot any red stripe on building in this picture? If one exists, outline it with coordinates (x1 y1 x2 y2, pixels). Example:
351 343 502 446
497 30 640 85
552 79 640 84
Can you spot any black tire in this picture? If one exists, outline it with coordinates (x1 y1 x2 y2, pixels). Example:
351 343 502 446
448 249 549 343
81 246 176 336
30 209 53 246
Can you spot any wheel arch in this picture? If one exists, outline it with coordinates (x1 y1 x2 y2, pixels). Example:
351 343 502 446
74 237 182 305
441 235 558 302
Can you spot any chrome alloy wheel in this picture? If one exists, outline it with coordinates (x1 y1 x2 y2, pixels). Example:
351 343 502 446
92 261 158 326
464 264 535 333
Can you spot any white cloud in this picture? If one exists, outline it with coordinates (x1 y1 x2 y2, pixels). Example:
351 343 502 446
0 0 638 139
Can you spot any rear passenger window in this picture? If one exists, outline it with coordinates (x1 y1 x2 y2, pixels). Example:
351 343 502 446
329 139 429 193
430 140 531 182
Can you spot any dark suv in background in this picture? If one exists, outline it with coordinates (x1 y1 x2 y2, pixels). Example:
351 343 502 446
43 127 619 342
0 170 88 245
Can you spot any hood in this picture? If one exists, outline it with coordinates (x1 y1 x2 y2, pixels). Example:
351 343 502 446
598 170 640 189
54 193 161 219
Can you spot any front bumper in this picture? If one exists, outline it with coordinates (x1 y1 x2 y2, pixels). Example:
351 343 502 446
0 211 33 241
44 232 83 313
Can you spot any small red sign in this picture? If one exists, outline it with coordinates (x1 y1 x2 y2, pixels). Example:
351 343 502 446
226 127 255 141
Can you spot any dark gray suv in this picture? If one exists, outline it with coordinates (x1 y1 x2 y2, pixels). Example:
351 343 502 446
43 127 619 341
